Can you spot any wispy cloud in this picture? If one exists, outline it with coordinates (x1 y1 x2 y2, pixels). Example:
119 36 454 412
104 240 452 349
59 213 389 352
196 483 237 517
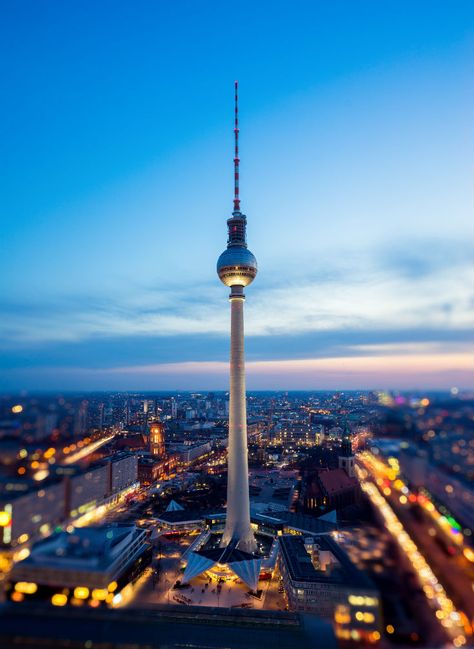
1 234 472 391
2 345 472 392
2 239 472 349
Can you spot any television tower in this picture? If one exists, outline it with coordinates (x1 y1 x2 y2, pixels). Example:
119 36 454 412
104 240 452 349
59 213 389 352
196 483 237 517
217 81 258 553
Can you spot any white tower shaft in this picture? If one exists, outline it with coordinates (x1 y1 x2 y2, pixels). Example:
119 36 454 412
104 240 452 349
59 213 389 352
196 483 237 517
221 289 256 552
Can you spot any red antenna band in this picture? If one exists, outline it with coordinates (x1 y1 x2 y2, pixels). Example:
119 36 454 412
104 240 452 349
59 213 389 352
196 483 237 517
233 80 240 212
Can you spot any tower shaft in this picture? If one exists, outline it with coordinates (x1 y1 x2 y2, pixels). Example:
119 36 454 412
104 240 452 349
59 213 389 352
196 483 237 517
221 287 256 552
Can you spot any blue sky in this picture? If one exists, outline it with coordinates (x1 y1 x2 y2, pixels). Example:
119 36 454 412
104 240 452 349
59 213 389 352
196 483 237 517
1 1 473 391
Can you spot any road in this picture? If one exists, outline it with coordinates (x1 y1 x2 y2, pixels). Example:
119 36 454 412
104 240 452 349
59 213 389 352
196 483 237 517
358 453 472 647
62 434 115 464
359 453 474 624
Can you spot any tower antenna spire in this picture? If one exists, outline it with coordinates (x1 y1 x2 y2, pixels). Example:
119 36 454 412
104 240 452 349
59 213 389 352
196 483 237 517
233 80 240 213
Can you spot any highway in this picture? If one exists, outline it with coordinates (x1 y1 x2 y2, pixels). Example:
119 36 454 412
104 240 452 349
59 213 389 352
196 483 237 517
62 433 115 464
357 451 473 647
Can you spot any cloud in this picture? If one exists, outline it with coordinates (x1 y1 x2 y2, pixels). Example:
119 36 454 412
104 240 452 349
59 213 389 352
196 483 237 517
1 326 472 370
2 346 472 392
375 238 473 279
2 238 473 348
1 235 472 390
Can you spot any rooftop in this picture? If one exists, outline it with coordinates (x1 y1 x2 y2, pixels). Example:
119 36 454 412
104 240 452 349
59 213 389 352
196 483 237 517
318 468 357 495
266 511 336 535
12 524 147 572
279 534 375 590
157 507 337 536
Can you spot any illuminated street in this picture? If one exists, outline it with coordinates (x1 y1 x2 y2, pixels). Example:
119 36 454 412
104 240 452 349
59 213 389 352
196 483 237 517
357 453 472 647
358 451 474 624
62 433 116 465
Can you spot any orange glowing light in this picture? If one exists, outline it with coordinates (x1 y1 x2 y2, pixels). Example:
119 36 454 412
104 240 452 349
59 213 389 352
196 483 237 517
11 591 24 602
0 511 11 527
92 588 108 600
73 586 89 600
14 582 37 594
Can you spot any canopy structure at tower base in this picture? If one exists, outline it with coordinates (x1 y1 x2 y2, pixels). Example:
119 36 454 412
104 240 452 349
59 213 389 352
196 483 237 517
183 537 262 591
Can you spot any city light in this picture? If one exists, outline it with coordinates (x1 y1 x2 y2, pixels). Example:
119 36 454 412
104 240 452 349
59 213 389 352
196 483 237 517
359 451 468 549
73 586 90 600
14 582 38 595
92 588 108 600
51 593 68 606
63 434 115 465
0 511 11 527
359 475 467 644
1 384 473 649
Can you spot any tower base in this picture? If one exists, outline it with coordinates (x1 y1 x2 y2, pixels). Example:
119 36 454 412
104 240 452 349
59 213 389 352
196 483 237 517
183 536 262 591
220 528 257 554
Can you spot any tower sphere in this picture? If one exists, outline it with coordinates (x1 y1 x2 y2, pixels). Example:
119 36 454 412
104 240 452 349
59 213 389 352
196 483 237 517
217 246 257 287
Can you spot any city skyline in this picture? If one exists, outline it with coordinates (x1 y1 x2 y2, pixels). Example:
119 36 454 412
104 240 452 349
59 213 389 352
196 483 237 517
2 1 474 391
2 5 474 647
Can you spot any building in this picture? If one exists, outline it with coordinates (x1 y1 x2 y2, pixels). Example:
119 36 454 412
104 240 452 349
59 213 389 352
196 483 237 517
137 457 161 485
339 424 355 478
68 463 109 520
273 421 318 446
183 83 261 589
156 507 336 542
172 441 212 467
0 478 65 548
137 451 176 486
170 398 178 419
303 468 359 514
114 434 146 452
67 453 138 522
109 453 138 494
149 420 166 458
7 524 151 607
0 453 138 550
249 470 298 513
278 534 381 644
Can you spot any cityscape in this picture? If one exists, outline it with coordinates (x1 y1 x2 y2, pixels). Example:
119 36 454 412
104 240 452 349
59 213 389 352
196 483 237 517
0 389 473 648
1 2 473 649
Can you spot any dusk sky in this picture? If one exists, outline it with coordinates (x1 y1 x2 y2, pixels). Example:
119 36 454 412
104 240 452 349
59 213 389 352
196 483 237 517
1 1 473 391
